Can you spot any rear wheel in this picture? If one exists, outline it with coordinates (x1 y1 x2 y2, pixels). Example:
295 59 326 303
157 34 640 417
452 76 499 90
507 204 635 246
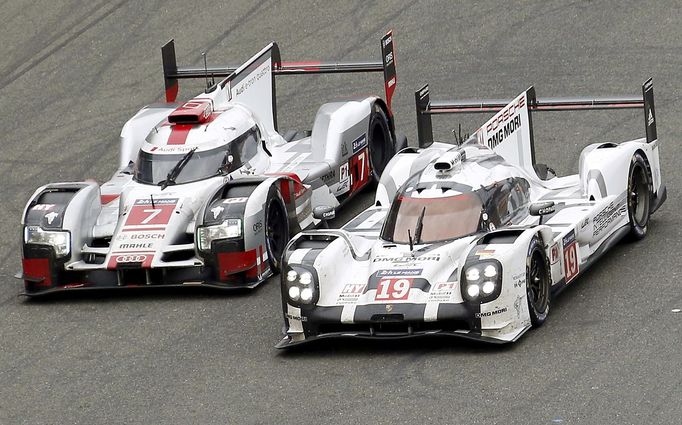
627 152 651 241
527 236 550 327
367 105 394 183
264 194 288 272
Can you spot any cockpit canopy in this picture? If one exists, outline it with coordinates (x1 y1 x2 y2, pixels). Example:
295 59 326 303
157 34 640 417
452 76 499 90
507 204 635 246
381 173 531 244
133 126 261 186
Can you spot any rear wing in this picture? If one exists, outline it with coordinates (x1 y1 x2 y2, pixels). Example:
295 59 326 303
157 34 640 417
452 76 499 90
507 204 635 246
415 78 657 151
161 31 397 131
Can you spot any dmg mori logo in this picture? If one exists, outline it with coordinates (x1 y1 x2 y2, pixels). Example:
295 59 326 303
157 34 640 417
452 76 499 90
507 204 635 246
115 254 148 263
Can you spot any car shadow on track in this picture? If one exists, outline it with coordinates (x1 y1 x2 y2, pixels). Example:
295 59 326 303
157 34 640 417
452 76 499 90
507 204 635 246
276 335 518 357
20 285 262 304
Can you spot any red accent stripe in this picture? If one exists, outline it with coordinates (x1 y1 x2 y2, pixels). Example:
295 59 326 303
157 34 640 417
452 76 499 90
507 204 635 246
166 83 179 103
100 194 120 205
167 124 192 145
217 249 258 280
280 61 321 71
22 258 51 286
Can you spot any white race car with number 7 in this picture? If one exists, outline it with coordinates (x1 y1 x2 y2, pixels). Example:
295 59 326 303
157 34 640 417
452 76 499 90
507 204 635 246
19 32 403 295
277 79 666 347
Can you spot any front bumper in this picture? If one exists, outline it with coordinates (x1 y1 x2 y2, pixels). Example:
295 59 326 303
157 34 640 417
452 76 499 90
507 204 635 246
276 326 529 348
277 302 528 348
18 265 271 297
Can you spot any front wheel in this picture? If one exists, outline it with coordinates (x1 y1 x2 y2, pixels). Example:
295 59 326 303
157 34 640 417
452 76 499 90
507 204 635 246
264 193 289 272
627 152 652 241
527 236 551 327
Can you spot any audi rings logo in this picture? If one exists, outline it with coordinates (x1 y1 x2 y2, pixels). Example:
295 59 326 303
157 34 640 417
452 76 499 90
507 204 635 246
115 254 148 263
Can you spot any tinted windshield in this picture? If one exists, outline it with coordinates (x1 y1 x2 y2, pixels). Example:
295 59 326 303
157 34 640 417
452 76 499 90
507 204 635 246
134 128 260 185
134 145 227 185
381 192 483 244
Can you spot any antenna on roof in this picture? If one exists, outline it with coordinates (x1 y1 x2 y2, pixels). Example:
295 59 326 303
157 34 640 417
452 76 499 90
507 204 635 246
201 51 214 91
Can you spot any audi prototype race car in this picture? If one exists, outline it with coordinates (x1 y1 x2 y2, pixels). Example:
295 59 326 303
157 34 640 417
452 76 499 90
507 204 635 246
277 79 666 347
19 32 404 295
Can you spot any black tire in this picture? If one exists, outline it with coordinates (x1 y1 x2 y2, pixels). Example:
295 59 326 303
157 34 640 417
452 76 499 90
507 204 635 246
264 193 289 272
526 236 551 327
367 105 394 183
627 152 652 241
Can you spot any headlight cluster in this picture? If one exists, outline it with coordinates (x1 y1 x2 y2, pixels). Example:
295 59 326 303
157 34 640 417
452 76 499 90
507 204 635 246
462 260 502 303
24 226 71 258
284 265 318 305
197 219 242 252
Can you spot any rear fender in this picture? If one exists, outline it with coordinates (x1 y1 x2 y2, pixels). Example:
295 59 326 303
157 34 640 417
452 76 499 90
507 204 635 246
311 98 375 164
579 140 657 200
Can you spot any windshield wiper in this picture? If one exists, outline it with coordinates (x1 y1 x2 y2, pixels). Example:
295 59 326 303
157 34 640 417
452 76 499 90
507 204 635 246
414 206 426 245
159 147 197 190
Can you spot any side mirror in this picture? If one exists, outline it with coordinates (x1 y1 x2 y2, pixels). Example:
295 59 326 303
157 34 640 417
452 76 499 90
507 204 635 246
313 205 335 221
529 201 556 216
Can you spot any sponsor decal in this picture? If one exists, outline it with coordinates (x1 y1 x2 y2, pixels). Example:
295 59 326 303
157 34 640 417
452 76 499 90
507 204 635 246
375 277 412 301
107 253 154 269
372 254 441 263
511 272 525 289
376 269 422 277
341 143 349 157
513 295 524 318
285 312 307 322
115 254 148 263
428 281 457 303
32 204 55 211
149 145 195 153
234 63 269 97
117 242 153 249
45 211 59 225
222 197 248 204
476 249 495 257
337 163 351 194
126 198 177 227
211 205 224 219
252 221 263 233
592 199 626 237
550 243 559 265
648 108 655 126
116 231 164 242
562 230 579 284
385 304 393 312
351 134 368 154
485 96 526 149
337 283 366 305
475 307 508 318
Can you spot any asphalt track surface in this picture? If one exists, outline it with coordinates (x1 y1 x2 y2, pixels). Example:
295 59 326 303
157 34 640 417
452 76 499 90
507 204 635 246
1 1 681 424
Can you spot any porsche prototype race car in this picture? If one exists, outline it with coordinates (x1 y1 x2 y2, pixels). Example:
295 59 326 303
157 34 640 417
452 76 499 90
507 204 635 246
19 32 404 295
277 79 666 347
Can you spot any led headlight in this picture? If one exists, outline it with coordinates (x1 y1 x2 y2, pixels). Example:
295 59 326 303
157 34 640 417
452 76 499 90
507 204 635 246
24 226 70 258
288 286 301 301
197 219 242 252
462 259 502 303
482 281 496 295
300 287 313 302
283 265 318 305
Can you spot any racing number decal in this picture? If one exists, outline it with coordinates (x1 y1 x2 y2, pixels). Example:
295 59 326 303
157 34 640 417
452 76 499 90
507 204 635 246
562 230 579 283
126 199 177 226
375 278 412 301
350 147 370 193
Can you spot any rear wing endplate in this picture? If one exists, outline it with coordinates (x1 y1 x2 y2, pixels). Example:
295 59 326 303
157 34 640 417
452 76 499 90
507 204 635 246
161 31 397 121
415 78 657 149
